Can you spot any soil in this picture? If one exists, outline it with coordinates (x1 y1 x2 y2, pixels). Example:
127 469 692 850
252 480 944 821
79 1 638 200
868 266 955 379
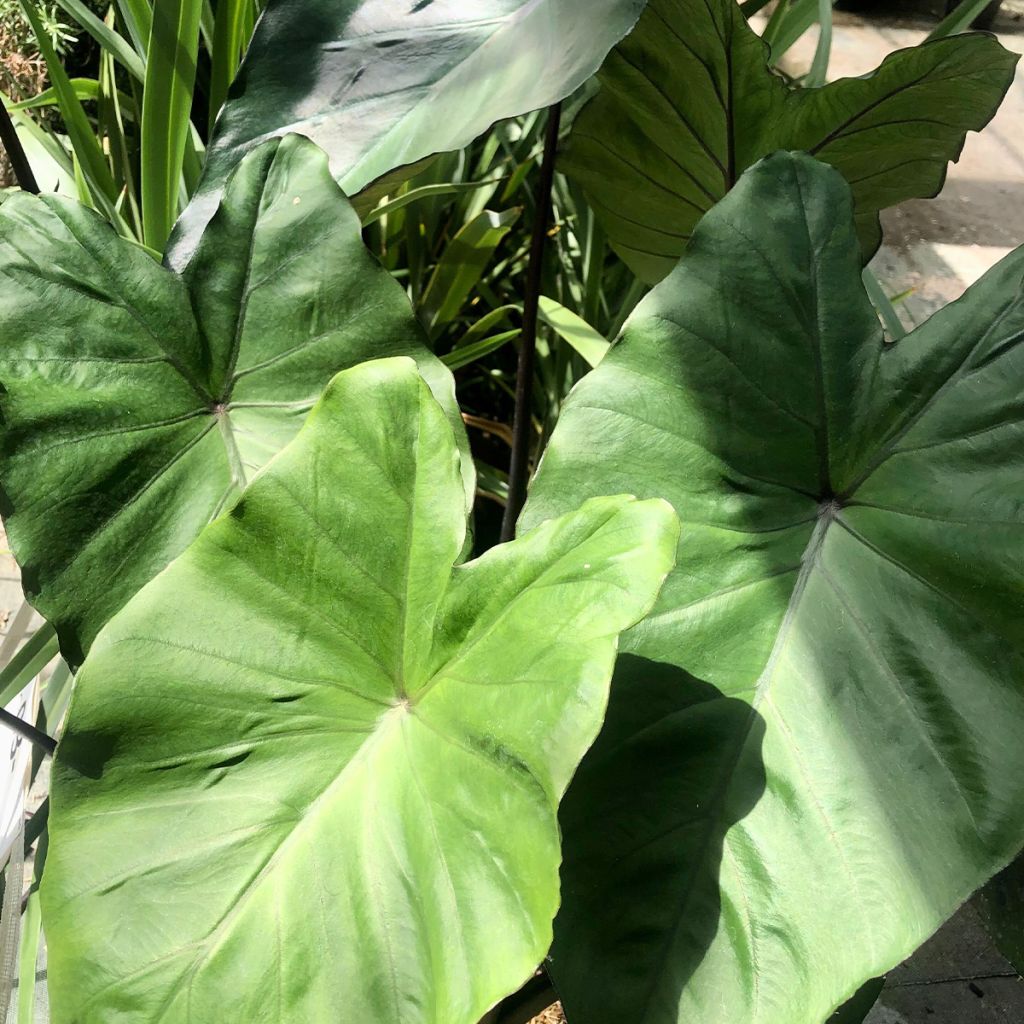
529 1003 566 1024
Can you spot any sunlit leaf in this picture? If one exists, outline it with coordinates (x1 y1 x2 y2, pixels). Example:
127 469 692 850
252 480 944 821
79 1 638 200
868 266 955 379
42 358 678 1024
166 0 647 266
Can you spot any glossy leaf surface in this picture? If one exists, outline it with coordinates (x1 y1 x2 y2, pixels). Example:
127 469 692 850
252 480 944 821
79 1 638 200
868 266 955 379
0 134 468 667
522 152 1024 1024
167 0 646 266
42 358 679 1024
563 0 1018 282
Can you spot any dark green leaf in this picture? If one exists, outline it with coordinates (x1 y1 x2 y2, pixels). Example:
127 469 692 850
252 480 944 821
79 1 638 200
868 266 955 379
521 152 1024 1024
165 0 647 267
0 134 469 668
563 0 1018 282
41 357 679 1024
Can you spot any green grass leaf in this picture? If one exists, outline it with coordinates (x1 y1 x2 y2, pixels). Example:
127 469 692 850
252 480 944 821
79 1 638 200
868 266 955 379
16 0 121 218
538 296 610 367
140 0 202 250
208 0 253 123
441 329 520 370
52 0 145 80
420 208 520 335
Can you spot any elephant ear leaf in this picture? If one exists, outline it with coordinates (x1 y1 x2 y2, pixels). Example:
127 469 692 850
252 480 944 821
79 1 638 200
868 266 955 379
0 134 469 668
41 357 679 1024
563 0 1018 283
521 151 1024 1024
166 0 647 267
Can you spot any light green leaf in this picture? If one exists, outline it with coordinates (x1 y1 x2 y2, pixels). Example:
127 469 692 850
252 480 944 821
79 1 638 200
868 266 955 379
441 329 520 371
564 0 1018 283
41 357 679 1024
140 0 203 251
521 152 1024 1024
421 208 520 334
538 296 610 367
0 134 469 668
165 0 647 267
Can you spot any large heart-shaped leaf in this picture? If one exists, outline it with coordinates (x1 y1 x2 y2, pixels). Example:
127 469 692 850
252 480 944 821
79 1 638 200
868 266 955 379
563 0 1018 283
165 0 647 267
0 133 469 667
521 152 1024 1024
41 357 678 1024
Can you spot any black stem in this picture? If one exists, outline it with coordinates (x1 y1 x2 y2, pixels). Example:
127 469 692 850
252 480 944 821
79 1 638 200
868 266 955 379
0 708 56 756
500 103 562 543
0 101 40 195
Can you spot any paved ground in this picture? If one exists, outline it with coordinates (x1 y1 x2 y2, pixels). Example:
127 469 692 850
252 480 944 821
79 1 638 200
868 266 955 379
786 3 1024 329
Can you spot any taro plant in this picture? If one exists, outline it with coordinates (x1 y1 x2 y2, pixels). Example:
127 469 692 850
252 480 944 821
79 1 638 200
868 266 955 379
521 151 1024 1023
0 1 1021 1023
0 134 471 665
41 358 678 1023
562 0 1017 282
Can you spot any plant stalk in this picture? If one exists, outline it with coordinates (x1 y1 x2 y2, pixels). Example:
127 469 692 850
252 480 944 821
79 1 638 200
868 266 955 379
0 102 39 195
0 708 55 757
500 103 561 542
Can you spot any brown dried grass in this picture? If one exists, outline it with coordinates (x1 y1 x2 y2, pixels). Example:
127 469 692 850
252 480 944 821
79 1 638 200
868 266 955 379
530 1003 566 1024
0 18 47 187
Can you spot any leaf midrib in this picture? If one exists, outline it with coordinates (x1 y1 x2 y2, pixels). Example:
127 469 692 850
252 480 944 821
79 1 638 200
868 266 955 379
641 348 1019 1020
149 704 405 1023
632 509 830 1024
